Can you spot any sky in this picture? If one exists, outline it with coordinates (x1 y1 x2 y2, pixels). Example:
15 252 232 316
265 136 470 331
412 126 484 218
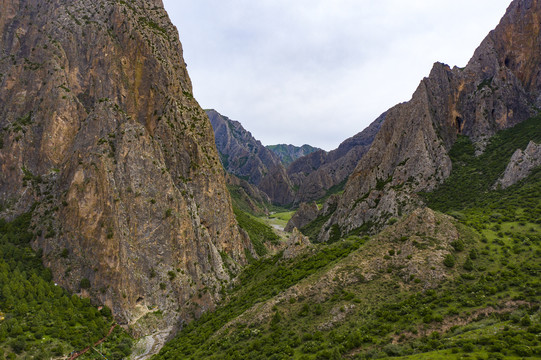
163 0 512 151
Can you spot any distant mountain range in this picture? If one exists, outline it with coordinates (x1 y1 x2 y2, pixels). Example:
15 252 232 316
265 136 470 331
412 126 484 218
266 144 321 166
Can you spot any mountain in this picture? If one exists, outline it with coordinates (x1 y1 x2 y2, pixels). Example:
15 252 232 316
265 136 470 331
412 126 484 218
209 108 384 208
154 3 541 358
288 112 386 204
266 144 321 166
207 109 295 205
313 0 541 242
0 0 252 342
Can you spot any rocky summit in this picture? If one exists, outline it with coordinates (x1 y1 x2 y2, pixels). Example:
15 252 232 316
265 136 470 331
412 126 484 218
0 0 252 337
316 0 541 242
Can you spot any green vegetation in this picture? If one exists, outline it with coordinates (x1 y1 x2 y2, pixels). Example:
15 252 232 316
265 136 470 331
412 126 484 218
155 236 367 359
0 213 133 359
300 202 337 242
233 206 280 256
154 116 541 359
423 113 541 212
317 178 348 206
227 184 270 216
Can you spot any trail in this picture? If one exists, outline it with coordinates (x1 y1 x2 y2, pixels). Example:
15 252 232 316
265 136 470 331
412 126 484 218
67 324 117 360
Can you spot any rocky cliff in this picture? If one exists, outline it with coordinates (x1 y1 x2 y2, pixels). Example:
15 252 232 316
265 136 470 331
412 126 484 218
495 140 541 188
266 144 321 166
288 112 385 204
317 0 541 241
207 109 295 205
0 0 252 334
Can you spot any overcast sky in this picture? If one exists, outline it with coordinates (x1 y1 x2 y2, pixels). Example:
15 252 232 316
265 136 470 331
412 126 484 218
163 0 512 151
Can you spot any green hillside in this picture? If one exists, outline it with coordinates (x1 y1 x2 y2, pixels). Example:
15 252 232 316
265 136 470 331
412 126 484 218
154 117 541 360
0 212 133 359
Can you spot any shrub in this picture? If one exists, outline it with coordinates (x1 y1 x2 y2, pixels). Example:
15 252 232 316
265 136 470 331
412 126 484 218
443 254 455 268
80 278 91 289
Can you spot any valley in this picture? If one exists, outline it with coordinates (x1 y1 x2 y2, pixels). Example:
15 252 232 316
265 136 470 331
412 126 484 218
0 0 540 359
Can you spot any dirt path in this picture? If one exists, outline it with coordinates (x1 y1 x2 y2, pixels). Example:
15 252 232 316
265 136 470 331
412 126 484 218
67 324 117 360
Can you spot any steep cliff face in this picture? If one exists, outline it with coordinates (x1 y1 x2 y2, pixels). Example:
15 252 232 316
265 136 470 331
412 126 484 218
319 0 541 241
207 109 295 205
207 109 279 185
287 112 385 204
266 144 321 166
0 0 251 332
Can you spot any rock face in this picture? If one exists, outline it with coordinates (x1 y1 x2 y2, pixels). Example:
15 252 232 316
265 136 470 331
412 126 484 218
284 202 319 232
0 0 251 333
207 109 294 205
282 228 311 260
266 144 321 166
207 109 279 185
318 0 541 241
495 141 541 188
288 112 386 204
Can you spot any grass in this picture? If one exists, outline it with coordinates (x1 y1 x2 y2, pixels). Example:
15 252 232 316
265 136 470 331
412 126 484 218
154 115 541 360
233 206 280 257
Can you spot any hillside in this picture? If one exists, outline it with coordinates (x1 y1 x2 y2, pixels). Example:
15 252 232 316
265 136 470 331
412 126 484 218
154 119 541 358
1 0 540 359
307 0 541 242
207 109 295 205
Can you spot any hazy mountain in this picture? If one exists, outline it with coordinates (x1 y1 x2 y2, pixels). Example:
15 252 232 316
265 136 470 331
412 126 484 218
266 144 321 166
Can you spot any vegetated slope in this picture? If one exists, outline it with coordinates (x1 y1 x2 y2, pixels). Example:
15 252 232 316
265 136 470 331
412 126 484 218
423 113 541 211
0 212 133 359
266 144 321 167
226 173 272 216
207 109 295 205
154 114 541 360
233 206 280 259
0 0 251 339
315 0 541 242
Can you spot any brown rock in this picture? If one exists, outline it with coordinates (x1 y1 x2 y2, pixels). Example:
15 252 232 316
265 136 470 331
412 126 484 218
319 0 541 241
282 228 311 260
0 0 251 336
285 202 319 232
288 112 386 204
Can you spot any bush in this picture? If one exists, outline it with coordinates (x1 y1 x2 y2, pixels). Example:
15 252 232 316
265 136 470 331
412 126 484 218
80 278 91 289
443 254 455 268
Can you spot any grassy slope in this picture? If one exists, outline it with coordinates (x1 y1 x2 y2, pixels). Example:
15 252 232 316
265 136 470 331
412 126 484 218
0 213 133 359
154 116 541 360
233 206 280 257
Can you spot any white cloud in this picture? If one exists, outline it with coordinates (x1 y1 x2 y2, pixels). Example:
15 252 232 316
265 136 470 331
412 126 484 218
164 0 511 150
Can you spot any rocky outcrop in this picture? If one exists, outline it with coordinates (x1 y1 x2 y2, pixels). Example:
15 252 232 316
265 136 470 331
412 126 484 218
282 228 311 260
288 112 386 204
0 0 251 334
257 164 295 205
266 144 321 166
285 202 319 232
318 0 541 241
495 141 541 188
